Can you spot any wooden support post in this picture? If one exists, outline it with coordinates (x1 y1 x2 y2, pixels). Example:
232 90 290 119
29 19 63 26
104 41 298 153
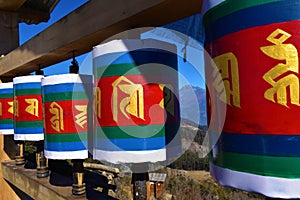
35 140 49 178
71 159 85 197
131 164 150 200
0 11 20 167
14 141 25 165
0 11 19 55
0 11 22 199
132 172 150 200
69 65 85 197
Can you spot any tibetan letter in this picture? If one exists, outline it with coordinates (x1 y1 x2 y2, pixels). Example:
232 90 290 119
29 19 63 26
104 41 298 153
49 102 64 132
159 84 175 116
94 87 101 119
8 101 13 114
261 29 299 107
75 105 87 128
211 52 241 107
13 97 18 117
112 76 145 122
25 98 39 117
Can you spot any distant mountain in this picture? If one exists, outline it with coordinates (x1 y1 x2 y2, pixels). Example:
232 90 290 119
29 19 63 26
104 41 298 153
179 85 207 126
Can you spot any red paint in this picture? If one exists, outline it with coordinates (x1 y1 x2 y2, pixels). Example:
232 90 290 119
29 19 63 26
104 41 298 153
44 100 88 134
95 75 166 127
0 98 13 120
14 95 43 121
206 20 300 134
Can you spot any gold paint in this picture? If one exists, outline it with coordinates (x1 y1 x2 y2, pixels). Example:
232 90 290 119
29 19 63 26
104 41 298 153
7 101 13 114
260 28 299 107
94 87 101 119
158 84 165 109
159 84 175 116
25 98 39 117
19 143 23 157
36 152 41 168
164 88 175 116
49 102 64 132
75 105 87 128
13 96 18 117
0 102 2 116
212 52 241 107
112 76 145 122
74 172 84 185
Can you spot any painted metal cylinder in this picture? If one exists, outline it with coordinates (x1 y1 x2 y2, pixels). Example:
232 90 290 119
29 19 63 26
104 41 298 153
0 82 14 135
92 39 180 164
203 0 300 198
42 74 92 160
13 75 44 141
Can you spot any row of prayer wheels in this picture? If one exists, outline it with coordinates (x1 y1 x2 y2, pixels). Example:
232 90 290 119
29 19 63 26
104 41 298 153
0 74 92 195
0 39 181 198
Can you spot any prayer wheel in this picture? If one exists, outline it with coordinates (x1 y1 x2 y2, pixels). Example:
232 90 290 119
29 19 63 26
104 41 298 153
42 74 92 196
0 82 14 135
92 39 180 165
13 75 44 167
42 74 92 159
203 0 300 198
13 75 44 141
93 39 180 200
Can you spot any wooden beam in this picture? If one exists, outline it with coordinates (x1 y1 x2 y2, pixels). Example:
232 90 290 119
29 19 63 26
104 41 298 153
18 7 50 24
0 0 202 77
0 11 19 55
0 0 25 11
17 0 60 24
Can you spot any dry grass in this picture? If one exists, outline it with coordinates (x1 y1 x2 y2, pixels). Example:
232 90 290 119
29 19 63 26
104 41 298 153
186 170 211 182
162 168 266 200
112 168 266 200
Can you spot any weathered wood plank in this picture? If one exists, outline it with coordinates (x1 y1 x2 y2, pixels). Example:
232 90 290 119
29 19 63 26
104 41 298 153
0 136 22 200
2 161 87 200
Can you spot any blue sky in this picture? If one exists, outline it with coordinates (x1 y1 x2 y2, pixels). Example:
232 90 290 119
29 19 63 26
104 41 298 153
20 0 88 44
19 0 205 88
19 0 89 75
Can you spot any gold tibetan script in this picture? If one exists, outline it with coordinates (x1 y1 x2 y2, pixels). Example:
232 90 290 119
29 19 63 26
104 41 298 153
159 84 175 116
212 52 241 107
260 29 299 107
13 97 18 117
159 84 165 109
112 76 145 122
8 101 13 114
75 105 87 128
94 87 101 119
0 102 2 116
49 102 64 132
25 98 39 117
